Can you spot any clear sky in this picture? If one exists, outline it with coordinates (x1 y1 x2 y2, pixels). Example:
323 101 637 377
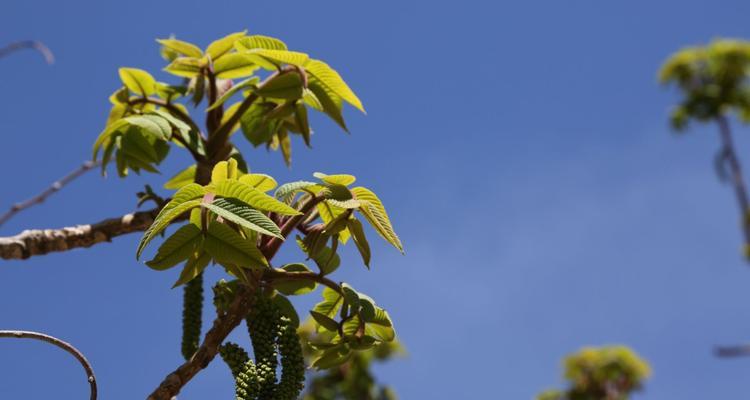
3 0 750 398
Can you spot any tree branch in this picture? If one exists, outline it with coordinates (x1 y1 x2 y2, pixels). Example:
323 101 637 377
0 160 99 229
0 330 97 400
715 344 750 358
0 206 183 260
716 115 750 258
0 40 54 64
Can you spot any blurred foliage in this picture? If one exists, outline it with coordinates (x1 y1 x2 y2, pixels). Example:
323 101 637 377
299 320 403 400
537 345 650 400
660 39 750 130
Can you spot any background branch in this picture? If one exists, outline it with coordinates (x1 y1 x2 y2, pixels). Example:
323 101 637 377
715 344 750 358
0 160 99 229
716 115 750 256
0 40 54 64
0 330 97 400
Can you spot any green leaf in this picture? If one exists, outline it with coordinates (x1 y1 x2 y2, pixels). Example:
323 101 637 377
275 263 317 295
93 119 128 161
305 59 364 113
313 172 356 186
162 183 206 215
156 38 203 59
238 174 277 192
364 308 395 342
351 187 403 253
203 197 282 238
247 49 309 68
164 57 202 78
213 179 300 215
310 310 339 332
317 201 350 243
294 102 311 146
205 31 246 60
123 114 172 140
173 251 211 287
341 315 362 337
204 222 267 269
308 79 348 132
275 181 318 203
119 67 156 97
164 165 196 190
272 294 299 327
295 236 340 275
137 198 202 259
347 218 371 267
313 287 344 320
312 345 351 370
213 53 259 79
257 72 303 100
145 223 202 270
240 103 279 146
234 35 288 51
206 77 259 111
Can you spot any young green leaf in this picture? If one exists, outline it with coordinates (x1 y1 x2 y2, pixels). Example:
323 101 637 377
213 179 301 215
164 57 202 78
156 38 203 59
312 287 344 321
137 198 202 259
308 79 348 132
313 172 356 186
146 223 202 270
256 72 303 100
351 187 403 253
213 53 259 79
275 263 317 295
309 310 339 332
274 181 319 203
304 59 364 113
119 67 156 97
206 77 259 111
173 251 211 287
234 35 288 51
204 222 267 269
347 218 371 267
205 31 246 61
238 174 277 192
246 49 309 68
202 197 282 238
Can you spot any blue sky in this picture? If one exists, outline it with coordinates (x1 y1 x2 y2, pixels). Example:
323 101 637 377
3 0 750 398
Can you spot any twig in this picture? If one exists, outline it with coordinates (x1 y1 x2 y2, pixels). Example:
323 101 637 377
0 330 97 399
716 115 750 257
715 344 750 358
0 161 99 228
0 40 54 64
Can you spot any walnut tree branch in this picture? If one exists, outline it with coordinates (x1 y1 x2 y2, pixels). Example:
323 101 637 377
0 330 97 400
716 115 750 258
0 40 54 64
0 205 187 260
0 160 99 229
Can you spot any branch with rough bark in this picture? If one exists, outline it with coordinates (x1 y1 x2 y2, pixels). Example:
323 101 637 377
0 206 167 260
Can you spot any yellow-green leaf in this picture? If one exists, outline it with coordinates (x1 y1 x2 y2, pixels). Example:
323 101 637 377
213 179 301 215
145 223 202 270
213 53 259 79
164 57 202 78
119 67 156 97
246 49 309 68
351 187 403 253
205 31 246 61
137 198 202 259
313 172 356 186
305 59 364 113
234 35 287 51
204 222 267 269
156 38 203 59
239 173 277 192
164 165 197 190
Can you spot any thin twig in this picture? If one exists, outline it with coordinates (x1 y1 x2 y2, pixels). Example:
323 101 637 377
0 40 54 64
716 115 750 257
0 160 99 228
0 330 97 399
715 344 750 358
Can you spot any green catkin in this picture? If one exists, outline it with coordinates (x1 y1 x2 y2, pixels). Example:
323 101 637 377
246 297 280 400
219 342 251 377
181 272 203 360
275 315 306 400
235 359 260 400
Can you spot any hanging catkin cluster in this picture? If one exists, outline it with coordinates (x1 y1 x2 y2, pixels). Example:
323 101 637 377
181 272 203 360
215 284 305 400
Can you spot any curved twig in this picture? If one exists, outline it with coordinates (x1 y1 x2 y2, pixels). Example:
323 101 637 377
0 330 96 399
0 40 54 64
0 161 99 228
